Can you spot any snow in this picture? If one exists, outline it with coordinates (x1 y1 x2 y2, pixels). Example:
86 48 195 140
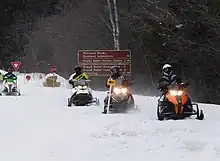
0 72 219 161
0 69 6 74
39 73 70 88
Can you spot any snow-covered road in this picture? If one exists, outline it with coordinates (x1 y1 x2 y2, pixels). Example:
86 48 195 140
0 74 219 161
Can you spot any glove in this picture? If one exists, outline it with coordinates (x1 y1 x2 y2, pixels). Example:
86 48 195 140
69 79 77 84
158 84 164 90
69 80 73 85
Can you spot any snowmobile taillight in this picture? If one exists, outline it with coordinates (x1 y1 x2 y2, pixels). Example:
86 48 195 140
169 90 183 96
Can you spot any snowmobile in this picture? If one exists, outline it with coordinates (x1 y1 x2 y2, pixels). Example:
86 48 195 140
0 78 21 96
103 79 135 114
67 79 99 107
157 82 204 120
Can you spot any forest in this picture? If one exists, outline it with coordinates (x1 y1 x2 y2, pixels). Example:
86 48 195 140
0 0 220 104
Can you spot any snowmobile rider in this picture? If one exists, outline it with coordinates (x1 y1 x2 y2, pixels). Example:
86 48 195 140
2 68 18 92
103 66 131 113
68 66 89 88
157 64 193 110
157 64 182 104
4 68 17 83
105 66 129 88
157 64 182 92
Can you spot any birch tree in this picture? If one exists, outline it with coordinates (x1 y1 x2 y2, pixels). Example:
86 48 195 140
106 0 120 50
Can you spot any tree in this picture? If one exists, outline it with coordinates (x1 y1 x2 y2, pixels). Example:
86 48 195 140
127 0 220 103
106 0 120 50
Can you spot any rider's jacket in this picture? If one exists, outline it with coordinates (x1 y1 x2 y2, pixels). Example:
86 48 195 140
68 72 89 87
4 73 17 82
157 72 182 92
105 73 129 88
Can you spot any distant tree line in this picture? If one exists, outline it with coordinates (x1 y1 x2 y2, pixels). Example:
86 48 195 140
125 0 220 104
0 0 61 66
1 0 220 104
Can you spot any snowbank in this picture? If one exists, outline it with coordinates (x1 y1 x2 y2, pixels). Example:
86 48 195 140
19 73 46 80
0 69 6 75
39 73 71 88
0 69 70 88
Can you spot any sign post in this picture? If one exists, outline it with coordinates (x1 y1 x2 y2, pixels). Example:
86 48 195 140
50 66 57 88
77 50 131 76
11 61 21 86
106 79 116 114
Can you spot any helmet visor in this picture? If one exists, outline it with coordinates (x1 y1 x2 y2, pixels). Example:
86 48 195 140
111 67 119 74
164 67 172 74
75 67 81 72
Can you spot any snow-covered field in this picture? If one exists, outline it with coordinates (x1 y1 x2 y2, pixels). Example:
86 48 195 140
0 73 219 161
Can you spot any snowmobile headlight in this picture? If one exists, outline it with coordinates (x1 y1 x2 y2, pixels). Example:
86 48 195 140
77 85 82 89
82 85 87 89
113 88 127 95
121 88 127 94
7 82 13 85
113 88 121 94
169 90 183 96
177 91 183 95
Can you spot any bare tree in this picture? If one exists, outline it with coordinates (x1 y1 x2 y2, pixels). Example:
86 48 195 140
106 0 120 50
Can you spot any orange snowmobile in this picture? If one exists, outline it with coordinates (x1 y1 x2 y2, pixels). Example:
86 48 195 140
157 82 204 120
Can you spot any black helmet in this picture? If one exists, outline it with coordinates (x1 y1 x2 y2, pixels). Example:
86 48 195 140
74 66 82 73
162 64 172 76
110 66 120 74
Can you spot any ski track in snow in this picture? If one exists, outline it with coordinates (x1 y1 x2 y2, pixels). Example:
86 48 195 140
0 75 219 161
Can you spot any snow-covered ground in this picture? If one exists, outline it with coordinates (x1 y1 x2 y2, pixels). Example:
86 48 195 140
0 73 219 161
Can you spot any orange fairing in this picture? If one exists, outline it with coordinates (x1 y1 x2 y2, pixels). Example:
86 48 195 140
167 93 178 113
181 93 189 105
166 89 190 114
167 94 178 105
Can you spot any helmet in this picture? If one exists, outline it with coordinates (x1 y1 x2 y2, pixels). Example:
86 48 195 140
162 64 172 75
110 66 120 74
8 68 13 73
74 66 82 72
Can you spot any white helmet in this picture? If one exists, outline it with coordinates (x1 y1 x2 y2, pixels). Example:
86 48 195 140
162 64 172 69
162 64 172 75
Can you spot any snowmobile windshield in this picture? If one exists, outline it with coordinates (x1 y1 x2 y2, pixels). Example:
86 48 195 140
7 78 14 82
113 77 124 87
75 80 88 86
168 84 181 90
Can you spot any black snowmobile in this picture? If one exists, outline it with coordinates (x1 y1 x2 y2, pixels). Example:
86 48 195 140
157 82 204 120
103 81 135 114
67 79 99 107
